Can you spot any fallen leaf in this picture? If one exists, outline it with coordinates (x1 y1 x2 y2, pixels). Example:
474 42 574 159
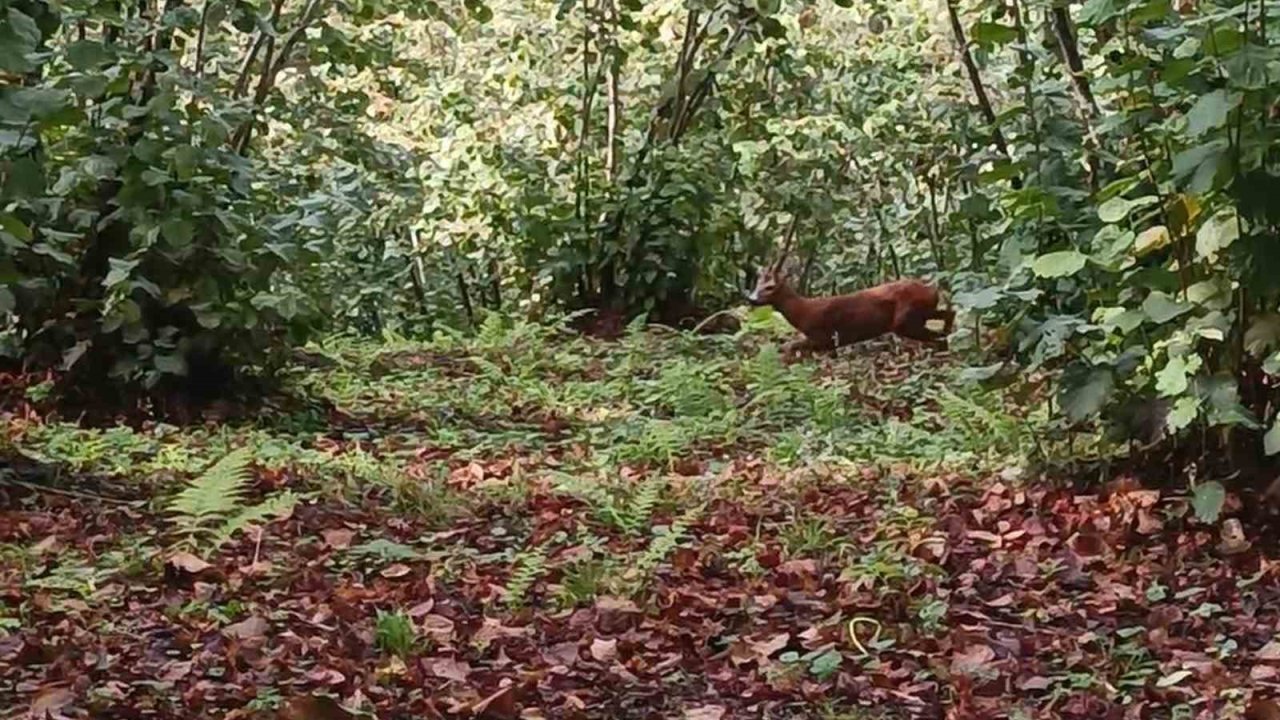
167 551 211 574
222 615 269 640
1019 675 1053 691
984 593 1015 608
322 528 355 550
31 535 58 555
684 705 726 720
431 657 472 682
590 637 618 663
950 644 996 677
1257 641 1280 662
1156 669 1193 688
1218 518 1252 555
380 563 411 578
421 614 456 642
29 685 74 717
280 695 353 720
749 632 791 659
472 684 517 719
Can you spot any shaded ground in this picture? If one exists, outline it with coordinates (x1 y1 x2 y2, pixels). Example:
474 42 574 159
1 320 1276 719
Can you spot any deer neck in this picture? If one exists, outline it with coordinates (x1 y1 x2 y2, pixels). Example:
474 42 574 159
771 285 812 331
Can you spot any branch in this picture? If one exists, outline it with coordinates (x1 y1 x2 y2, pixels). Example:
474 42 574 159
944 0 1010 157
1050 5 1099 117
233 0 286 99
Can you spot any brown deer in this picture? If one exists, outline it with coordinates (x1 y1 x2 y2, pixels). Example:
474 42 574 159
746 228 954 355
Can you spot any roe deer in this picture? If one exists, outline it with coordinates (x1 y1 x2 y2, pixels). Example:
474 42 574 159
746 237 953 355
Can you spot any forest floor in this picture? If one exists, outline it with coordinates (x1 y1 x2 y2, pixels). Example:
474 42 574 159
2 317 1278 720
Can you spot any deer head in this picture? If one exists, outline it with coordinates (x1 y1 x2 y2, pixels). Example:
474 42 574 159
746 216 798 306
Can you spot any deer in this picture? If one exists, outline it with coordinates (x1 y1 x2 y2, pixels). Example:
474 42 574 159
745 222 954 356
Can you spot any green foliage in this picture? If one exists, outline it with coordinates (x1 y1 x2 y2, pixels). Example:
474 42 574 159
503 546 547 607
166 448 295 555
374 610 418 658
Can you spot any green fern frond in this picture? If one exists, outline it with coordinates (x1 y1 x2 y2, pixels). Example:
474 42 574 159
167 447 253 527
213 490 298 548
503 546 547 608
624 477 664 535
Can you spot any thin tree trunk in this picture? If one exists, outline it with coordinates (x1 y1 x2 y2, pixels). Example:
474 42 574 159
1050 5 1099 116
944 0 1010 157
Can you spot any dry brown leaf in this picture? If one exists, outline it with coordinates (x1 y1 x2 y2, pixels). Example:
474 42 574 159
167 551 211 574
280 695 354 720
421 614 456 642
472 684 517 719
431 657 472 682
589 637 618 663
1257 641 1280 662
222 615 269 640
380 563 412 579
29 685 75 718
950 644 996 677
322 528 355 550
683 705 726 720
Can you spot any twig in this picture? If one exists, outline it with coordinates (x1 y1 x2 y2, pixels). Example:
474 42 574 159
0 476 144 507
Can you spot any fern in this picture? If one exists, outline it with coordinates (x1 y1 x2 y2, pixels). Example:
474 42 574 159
167 448 295 557
168 448 253 528
629 505 702 595
612 476 664 536
503 546 547 608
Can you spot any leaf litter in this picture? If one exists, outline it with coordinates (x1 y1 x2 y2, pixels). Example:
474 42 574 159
1 334 1278 719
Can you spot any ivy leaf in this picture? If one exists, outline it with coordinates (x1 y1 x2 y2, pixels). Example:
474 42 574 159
1194 212 1239 261
1031 251 1088 279
972 22 1018 45
103 258 140 288
1133 225 1171 256
0 213 32 243
1059 367 1114 423
1245 314 1280 357
1185 90 1240 136
1155 354 1201 397
154 353 189 376
807 650 842 680
953 287 1002 310
1143 291 1192 324
1098 197 1133 223
1191 481 1225 524
1166 396 1201 433
1266 418 1280 456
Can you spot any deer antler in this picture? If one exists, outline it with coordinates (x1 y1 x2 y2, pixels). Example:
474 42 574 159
771 213 800 272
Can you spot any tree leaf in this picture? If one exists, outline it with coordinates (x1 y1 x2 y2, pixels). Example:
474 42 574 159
1245 314 1280 357
1142 291 1192 324
1191 482 1225 524
1031 251 1088 278
1155 354 1201 397
1097 197 1132 223
1266 418 1280 456
1194 212 1240 261
1185 90 1239 136
103 258 140 288
1134 225 1171 256
972 22 1018 45
1059 367 1114 423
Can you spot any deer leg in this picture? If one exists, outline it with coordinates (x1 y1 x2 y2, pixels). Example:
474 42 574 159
895 309 949 349
929 308 956 336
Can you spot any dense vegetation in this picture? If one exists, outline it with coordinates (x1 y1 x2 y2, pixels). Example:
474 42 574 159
3 0 1280 715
